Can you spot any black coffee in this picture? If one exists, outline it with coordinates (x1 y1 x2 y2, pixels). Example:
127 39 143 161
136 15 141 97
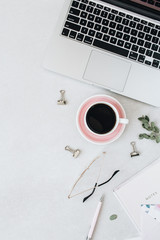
86 103 116 134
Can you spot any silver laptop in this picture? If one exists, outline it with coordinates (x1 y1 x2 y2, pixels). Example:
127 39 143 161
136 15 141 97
44 0 160 107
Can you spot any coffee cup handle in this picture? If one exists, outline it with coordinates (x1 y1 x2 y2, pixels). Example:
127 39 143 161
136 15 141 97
119 118 129 124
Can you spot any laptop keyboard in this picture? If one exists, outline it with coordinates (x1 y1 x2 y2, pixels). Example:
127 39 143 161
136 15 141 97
61 0 160 69
140 0 160 8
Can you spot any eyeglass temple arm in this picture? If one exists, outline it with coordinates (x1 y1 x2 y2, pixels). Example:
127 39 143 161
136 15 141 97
83 170 120 202
83 182 97 203
98 170 120 187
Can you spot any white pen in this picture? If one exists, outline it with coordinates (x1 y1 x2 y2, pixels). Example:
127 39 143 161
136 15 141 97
86 194 104 240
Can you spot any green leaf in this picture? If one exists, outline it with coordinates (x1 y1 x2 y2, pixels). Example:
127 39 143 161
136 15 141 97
139 134 144 139
141 119 149 124
139 133 150 139
155 135 160 143
154 126 160 133
110 214 118 221
150 132 156 137
151 122 155 128
142 122 151 131
145 115 150 122
138 116 145 122
150 135 156 140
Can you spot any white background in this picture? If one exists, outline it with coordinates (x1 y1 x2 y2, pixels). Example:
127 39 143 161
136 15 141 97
1 0 160 239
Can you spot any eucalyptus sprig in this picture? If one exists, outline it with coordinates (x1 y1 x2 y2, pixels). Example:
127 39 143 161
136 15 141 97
138 115 160 143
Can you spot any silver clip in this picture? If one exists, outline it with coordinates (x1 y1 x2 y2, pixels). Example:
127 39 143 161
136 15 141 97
130 141 140 157
65 146 80 158
57 90 67 105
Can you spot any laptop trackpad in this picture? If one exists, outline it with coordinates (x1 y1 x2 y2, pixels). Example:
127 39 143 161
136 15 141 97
83 50 131 92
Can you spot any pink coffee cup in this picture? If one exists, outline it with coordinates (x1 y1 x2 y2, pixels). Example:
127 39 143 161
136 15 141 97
76 95 129 145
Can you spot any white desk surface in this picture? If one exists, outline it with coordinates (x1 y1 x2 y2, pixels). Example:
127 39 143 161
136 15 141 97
1 0 160 239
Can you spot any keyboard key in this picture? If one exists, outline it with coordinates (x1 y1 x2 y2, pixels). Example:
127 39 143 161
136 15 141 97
108 13 115 20
88 14 94 21
145 34 152 41
117 39 124 46
93 8 101 15
146 49 153 57
141 20 147 25
93 39 129 57
144 41 151 49
79 3 86 10
136 23 143 30
130 36 137 43
152 37 159 44
131 44 138 52
145 60 151 65
148 0 154 5
96 4 103 9
111 9 118 14
133 17 140 22
101 11 108 18
104 7 111 11
110 37 117 44
109 29 116 36
123 34 130 41
139 47 145 54
102 19 109 26
109 22 116 29
124 42 131 49
116 24 123 31
151 44 158 51
144 26 151 33
80 19 87 26
124 26 130 33
126 14 133 19
137 39 144 46
155 1 160 7
82 0 88 3
69 8 80 16
86 6 94 13
95 16 102 23
103 35 110 42
150 29 157 35
116 31 123 38
94 24 101 31
87 21 94 28
89 1 96 6
119 12 125 17
95 32 103 39
72 1 79 8
88 29 95 36
81 11 87 18
138 55 145 63
138 32 145 38
81 27 88 34
62 28 69 36
76 33 84 41
153 52 160 60
69 30 77 39
122 18 129 25
129 51 138 60
148 22 155 27
129 21 136 28
155 25 160 30
102 26 108 33
84 36 93 44
65 21 81 31
131 29 138 36
115 16 122 23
